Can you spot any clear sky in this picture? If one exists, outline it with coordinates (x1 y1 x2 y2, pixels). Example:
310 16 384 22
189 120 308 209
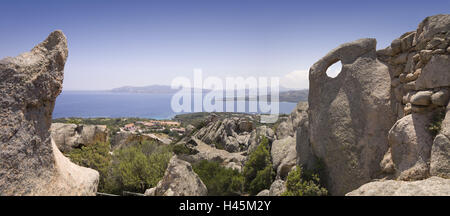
0 0 449 90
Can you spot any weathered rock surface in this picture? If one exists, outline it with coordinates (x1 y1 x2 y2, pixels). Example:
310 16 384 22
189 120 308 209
0 31 99 195
382 113 435 180
247 125 275 154
50 123 108 153
178 137 246 172
271 136 297 179
256 189 270 196
194 115 254 152
276 102 308 139
430 103 450 178
415 55 450 89
145 156 207 196
346 176 450 196
307 38 396 195
377 14 450 183
269 179 286 196
111 131 155 150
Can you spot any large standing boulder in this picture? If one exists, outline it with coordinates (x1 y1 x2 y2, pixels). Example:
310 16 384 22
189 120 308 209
144 156 208 196
346 176 450 196
308 38 396 195
0 31 99 195
382 113 435 180
50 123 108 153
430 103 450 178
271 136 297 179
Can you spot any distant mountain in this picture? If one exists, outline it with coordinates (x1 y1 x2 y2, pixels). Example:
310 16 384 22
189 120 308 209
278 89 309 102
110 85 208 94
221 89 309 103
110 85 308 102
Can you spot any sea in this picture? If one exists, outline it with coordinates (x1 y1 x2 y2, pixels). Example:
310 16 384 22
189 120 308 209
53 91 299 120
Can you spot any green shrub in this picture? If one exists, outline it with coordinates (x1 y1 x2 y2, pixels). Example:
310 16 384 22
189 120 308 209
242 136 275 195
193 160 244 196
281 165 327 196
172 144 198 155
67 141 112 192
429 109 446 138
68 140 172 195
105 140 172 194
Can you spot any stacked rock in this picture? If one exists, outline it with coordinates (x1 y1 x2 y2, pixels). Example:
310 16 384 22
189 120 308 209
380 15 450 118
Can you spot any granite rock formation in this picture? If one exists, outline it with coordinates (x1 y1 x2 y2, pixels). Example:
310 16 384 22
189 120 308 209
346 176 450 196
306 38 396 195
50 123 108 153
144 156 208 196
0 31 99 195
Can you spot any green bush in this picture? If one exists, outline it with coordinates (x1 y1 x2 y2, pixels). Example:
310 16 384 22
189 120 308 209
67 140 172 195
105 140 172 194
281 165 327 196
172 144 198 155
193 160 244 196
67 141 112 192
429 109 446 138
242 136 275 195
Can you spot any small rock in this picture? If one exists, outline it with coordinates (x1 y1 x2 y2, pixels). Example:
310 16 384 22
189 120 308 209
403 81 417 90
419 49 433 63
405 69 421 82
431 89 450 106
410 91 433 106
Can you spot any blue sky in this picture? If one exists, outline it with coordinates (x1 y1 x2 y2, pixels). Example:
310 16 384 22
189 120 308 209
0 0 449 90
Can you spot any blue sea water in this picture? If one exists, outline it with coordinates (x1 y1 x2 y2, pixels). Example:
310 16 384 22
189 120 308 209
53 91 299 119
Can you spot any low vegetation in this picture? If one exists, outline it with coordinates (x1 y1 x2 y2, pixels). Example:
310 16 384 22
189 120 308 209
428 108 446 138
242 136 275 195
67 141 112 191
172 144 198 155
193 160 244 196
282 165 327 196
67 140 172 195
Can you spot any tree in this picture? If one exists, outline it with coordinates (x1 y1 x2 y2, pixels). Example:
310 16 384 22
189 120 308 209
67 141 112 192
282 165 327 196
193 160 244 196
242 136 275 195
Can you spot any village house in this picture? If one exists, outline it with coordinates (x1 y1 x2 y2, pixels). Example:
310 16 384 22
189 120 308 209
123 123 136 131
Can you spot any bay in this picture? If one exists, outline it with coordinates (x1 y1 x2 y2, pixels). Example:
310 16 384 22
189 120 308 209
53 91 299 119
